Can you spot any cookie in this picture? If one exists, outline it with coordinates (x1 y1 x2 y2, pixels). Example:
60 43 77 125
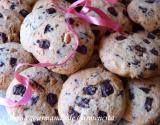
20 4 62 53
33 0 70 10
22 11 94 75
127 0 160 32
0 8 23 43
6 67 64 125
25 0 38 6
123 78 160 125
0 0 32 18
0 42 35 90
58 67 126 125
88 0 132 40
99 32 160 79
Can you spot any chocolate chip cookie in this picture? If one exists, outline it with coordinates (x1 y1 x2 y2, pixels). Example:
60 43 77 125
0 42 35 90
99 32 160 78
123 77 160 125
127 0 160 31
58 67 126 125
6 67 64 125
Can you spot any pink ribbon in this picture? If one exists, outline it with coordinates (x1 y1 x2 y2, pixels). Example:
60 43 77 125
0 0 120 107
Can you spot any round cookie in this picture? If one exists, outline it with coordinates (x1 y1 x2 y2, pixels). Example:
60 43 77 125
58 67 126 125
127 0 160 32
25 12 94 75
0 42 35 90
123 78 160 125
20 4 63 52
6 67 64 125
0 0 32 18
99 32 160 79
33 0 70 10
88 0 132 39
0 8 23 43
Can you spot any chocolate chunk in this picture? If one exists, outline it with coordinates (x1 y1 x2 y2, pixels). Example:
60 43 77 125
0 32 8 43
37 39 50 49
145 0 155 3
134 45 146 56
68 106 80 120
128 89 134 100
115 35 127 40
10 2 16 10
75 6 83 12
123 9 128 17
143 39 150 44
98 111 107 120
108 7 118 16
65 18 75 25
9 58 17 67
76 45 87 54
131 60 140 65
75 96 90 108
101 80 114 97
150 48 159 56
47 93 58 106
145 63 158 70
13 84 26 96
145 97 153 112
19 9 29 17
83 85 97 95
0 13 3 18
0 62 4 67
44 24 54 34
33 121 41 125
139 88 151 94
30 96 39 105
139 6 148 13
147 33 156 39
61 75 68 82
46 8 56 14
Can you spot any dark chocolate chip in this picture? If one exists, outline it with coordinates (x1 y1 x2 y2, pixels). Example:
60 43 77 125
65 18 75 25
76 45 87 54
9 58 17 67
75 96 90 108
68 106 80 120
83 85 97 95
46 8 56 14
33 121 41 125
98 111 107 120
108 7 118 16
139 88 151 94
10 2 16 10
19 9 29 17
150 48 159 56
101 80 114 97
134 45 146 56
0 13 3 18
44 24 54 34
47 93 58 106
61 75 68 82
0 62 4 67
37 39 50 49
115 35 127 40
30 96 39 105
75 6 83 12
145 0 155 3
139 6 148 13
123 9 128 17
143 39 150 44
147 33 156 39
128 89 134 100
145 63 158 70
13 84 26 96
131 60 140 65
145 97 153 112
0 32 8 43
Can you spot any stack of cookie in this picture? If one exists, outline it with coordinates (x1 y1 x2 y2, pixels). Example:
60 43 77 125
0 0 160 125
